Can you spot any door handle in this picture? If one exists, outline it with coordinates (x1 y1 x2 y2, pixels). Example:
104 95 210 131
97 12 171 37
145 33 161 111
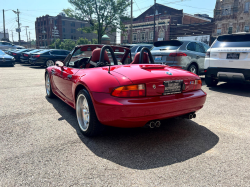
196 55 200 59
67 75 72 79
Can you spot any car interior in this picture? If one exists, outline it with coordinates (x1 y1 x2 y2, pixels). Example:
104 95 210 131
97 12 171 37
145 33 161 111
65 45 155 69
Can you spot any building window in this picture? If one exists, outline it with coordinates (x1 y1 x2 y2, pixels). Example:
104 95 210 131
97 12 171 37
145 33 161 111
44 21 46 25
217 29 222 35
149 32 153 40
81 23 85 28
54 20 57 25
245 2 249 12
141 33 145 41
62 21 65 26
71 35 73 39
245 26 249 32
63 28 65 33
236 26 240 32
71 22 75 27
133 34 137 41
228 27 233 34
159 30 164 39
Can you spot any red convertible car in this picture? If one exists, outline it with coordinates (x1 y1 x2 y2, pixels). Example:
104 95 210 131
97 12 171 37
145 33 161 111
45 44 206 136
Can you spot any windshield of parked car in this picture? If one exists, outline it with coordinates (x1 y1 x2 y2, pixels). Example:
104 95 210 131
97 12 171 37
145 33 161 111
152 41 183 51
212 34 250 48
0 50 6 55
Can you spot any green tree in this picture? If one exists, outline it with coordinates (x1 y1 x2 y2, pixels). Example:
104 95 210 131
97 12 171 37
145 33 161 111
76 37 91 45
49 39 62 49
63 0 130 44
59 39 76 51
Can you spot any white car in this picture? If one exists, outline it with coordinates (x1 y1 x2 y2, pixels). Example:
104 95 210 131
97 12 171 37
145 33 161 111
0 41 25 51
204 33 250 86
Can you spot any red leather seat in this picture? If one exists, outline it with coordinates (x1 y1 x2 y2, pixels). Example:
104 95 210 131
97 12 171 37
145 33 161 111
131 52 149 64
91 48 110 63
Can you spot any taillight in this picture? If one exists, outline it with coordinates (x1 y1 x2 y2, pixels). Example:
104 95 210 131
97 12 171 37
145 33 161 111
169 52 187 57
24 54 29 57
183 79 202 92
34 55 40 58
111 84 145 97
13 53 17 55
205 52 210 58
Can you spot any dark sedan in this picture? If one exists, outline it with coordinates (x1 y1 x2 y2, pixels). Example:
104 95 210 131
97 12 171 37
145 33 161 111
20 49 43 63
29 49 70 67
11 49 32 62
0 50 15 67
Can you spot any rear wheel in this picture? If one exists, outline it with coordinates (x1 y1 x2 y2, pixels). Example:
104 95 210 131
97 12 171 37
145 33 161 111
76 89 104 137
205 75 218 87
188 64 198 75
45 73 55 98
45 60 55 67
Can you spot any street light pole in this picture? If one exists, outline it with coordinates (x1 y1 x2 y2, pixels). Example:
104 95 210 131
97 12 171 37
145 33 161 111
3 9 6 39
153 0 156 43
130 0 133 44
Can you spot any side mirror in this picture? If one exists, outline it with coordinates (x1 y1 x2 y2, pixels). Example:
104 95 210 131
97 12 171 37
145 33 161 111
55 61 64 70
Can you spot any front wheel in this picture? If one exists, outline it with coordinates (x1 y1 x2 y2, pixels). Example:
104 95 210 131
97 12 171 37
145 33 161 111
205 75 218 87
45 73 55 98
76 89 104 137
45 60 55 67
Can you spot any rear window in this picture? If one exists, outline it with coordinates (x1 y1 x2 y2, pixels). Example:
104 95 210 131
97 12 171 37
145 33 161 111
152 40 183 51
212 34 250 48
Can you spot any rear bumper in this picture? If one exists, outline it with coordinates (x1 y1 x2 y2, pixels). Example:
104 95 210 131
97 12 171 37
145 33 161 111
206 67 250 83
0 61 15 66
91 90 207 128
20 57 28 62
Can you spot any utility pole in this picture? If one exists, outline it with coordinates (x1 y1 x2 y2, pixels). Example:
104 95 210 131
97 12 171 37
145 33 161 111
3 9 6 40
10 30 14 42
24 26 29 42
130 0 133 44
13 9 21 45
29 31 31 48
153 0 156 43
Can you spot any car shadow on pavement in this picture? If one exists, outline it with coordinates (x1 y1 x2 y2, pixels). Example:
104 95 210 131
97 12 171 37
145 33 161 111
201 78 250 97
46 96 219 170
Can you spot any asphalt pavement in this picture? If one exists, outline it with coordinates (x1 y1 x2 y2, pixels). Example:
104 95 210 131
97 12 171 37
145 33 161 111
0 64 250 186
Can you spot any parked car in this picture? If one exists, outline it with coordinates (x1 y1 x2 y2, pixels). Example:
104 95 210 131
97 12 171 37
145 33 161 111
205 33 250 86
130 44 153 60
45 44 206 137
20 49 43 63
151 40 210 75
6 49 19 55
0 41 25 51
29 49 70 67
0 50 15 67
11 49 33 62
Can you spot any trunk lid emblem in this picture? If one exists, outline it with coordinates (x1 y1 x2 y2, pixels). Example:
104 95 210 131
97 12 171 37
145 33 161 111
166 72 173 75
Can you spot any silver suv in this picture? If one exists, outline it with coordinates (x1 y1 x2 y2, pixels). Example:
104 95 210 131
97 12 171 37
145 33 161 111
0 41 24 51
151 40 210 75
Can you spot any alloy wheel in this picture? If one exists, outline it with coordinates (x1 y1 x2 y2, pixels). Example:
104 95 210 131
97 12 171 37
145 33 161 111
46 60 54 67
76 95 90 132
45 74 50 96
189 65 197 74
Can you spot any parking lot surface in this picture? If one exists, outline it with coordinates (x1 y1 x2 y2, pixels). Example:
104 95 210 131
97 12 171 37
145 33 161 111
1 64 250 186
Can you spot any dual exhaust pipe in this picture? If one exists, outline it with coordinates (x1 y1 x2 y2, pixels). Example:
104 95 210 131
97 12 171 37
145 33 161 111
146 120 161 129
184 113 196 119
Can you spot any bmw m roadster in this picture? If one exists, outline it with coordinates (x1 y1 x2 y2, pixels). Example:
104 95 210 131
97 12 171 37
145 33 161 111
45 44 207 136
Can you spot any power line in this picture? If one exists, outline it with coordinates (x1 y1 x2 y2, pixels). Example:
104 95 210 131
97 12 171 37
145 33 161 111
134 0 142 14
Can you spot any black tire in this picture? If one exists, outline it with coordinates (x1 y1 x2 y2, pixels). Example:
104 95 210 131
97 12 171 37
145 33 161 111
205 75 218 87
76 89 105 137
45 73 55 98
188 64 198 75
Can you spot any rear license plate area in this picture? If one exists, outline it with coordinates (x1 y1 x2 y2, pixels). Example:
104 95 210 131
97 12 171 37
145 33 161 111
163 80 183 95
227 53 240 59
155 56 162 61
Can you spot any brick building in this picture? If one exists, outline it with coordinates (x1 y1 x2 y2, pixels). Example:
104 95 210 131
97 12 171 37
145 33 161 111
121 3 211 44
35 13 116 48
213 0 250 37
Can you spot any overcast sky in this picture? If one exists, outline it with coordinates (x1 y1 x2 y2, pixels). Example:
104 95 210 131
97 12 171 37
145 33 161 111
0 0 216 42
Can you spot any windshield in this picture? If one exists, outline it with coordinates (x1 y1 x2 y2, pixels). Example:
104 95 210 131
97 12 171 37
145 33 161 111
152 41 183 51
212 34 250 48
0 50 6 55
